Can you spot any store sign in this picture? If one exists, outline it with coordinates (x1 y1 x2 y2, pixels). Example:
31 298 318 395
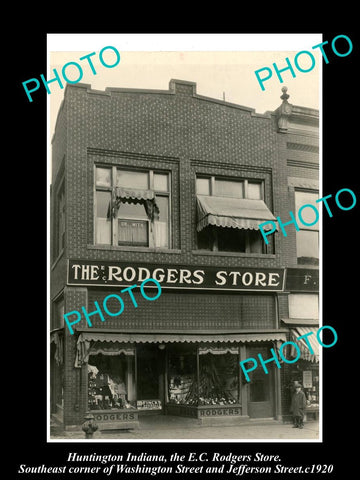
199 406 241 417
137 399 162 410
67 259 285 292
286 268 319 291
93 411 138 422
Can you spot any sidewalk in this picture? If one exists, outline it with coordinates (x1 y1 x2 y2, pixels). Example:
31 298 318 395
50 416 319 441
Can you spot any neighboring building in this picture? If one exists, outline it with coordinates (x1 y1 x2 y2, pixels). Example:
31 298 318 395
274 87 320 422
50 79 319 431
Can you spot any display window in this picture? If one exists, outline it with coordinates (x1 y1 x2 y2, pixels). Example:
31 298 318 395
288 361 319 409
87 353 136 411
167 344 239 407
198 349 239 405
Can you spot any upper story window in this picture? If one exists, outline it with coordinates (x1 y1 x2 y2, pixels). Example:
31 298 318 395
95 166 170 249
196 176 270 254
295 190 319 265
53 181 65 260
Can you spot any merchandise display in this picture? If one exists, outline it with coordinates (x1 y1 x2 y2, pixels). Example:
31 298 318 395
87 354 135 410
168 348 239 406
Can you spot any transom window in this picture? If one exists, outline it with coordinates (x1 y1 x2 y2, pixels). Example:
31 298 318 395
95 166 170 248
196 176 263 200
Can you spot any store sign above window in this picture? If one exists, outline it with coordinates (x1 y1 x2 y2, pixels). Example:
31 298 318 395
67 259 285 292
286 268 319 292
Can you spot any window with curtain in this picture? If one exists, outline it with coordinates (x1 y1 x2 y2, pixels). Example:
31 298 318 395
196 176 265 253
95 166 170 248
88 352 136 410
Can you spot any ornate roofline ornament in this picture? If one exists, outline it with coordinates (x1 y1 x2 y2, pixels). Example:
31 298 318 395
277 86 293 133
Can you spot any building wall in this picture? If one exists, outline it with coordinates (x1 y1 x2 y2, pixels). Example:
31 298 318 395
51 80 319 427
87 289 277 331
61 80 282 269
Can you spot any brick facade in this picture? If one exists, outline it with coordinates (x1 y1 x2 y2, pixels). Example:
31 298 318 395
50 79 319 428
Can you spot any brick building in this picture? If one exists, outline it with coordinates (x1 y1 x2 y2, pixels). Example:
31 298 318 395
50 79 319 432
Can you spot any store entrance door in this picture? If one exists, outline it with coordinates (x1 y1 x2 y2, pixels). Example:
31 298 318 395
246 345 275 418
136 344 165 412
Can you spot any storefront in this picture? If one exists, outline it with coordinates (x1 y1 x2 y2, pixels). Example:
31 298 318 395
282 269 320 421
74 332 287 428
64 260 287 429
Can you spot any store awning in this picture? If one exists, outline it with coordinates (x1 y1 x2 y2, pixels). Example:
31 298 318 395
111 187 160 221
290 327 319 363
196 195 278 232
282 318 319 326
199 345 239 355
74 331 287 367
76 331 287 344
115 187 155 202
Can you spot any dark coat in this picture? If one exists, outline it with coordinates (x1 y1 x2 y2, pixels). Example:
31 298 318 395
291 390 307 416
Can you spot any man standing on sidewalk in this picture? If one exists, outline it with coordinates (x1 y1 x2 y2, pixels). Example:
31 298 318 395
291 384 307 429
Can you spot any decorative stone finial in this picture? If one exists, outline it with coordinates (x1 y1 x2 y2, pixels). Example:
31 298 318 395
280 86 290 101
277 86 292 132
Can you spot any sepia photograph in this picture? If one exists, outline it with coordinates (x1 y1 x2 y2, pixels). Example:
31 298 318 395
47 35 323 442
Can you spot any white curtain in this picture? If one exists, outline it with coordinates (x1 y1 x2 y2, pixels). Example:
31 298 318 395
154 221 168 248
96 218 111 244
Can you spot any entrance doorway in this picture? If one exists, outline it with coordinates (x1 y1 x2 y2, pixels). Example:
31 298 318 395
136 344 165 411
246 345 275 418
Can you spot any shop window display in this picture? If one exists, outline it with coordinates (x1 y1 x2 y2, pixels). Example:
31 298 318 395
288 362 319 410
167 345 239 407
87 353 136 410
197 351 239 405
168 347 196 405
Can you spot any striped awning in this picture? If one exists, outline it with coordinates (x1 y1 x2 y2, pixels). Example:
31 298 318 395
196 195 277 232
115 187 155 202
74 331 287 367
291 327 319 363
112 187 160 221
282 318 319 326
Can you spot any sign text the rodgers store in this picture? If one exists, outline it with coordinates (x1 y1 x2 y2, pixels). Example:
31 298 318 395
68 259 285 291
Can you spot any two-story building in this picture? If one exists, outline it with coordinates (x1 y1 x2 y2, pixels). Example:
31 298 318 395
50 79 319 432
